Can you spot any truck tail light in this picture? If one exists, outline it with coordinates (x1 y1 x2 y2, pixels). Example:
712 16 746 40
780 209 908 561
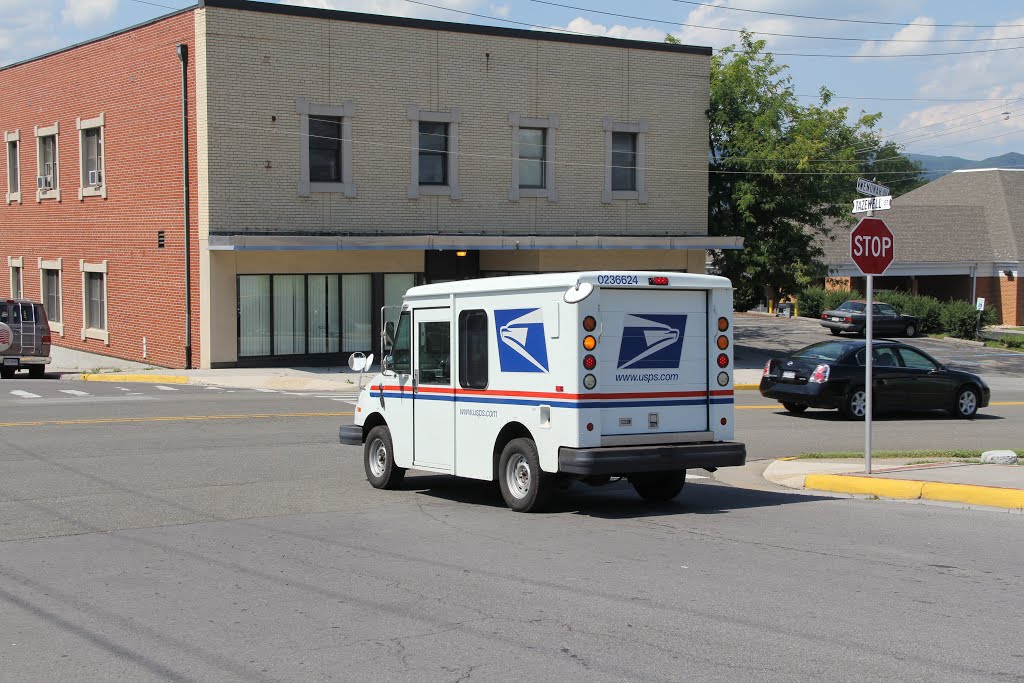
41 335 51 344
716 353 729 368
762 360 771 377
583 335 597 351
648 276 669 285
718 317 729 332
582 315 597 332
810 364 830 383
716 335 729 350
583 354 597 370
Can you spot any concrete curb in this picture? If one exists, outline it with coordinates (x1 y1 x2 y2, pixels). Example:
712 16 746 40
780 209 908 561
78 373 189 384
929 335 986 347
803 473 1024 510
66 372 362 393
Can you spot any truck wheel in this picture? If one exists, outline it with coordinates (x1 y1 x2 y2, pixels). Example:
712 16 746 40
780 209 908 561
0 368 13 380
364 425 405 490
840 387 867 421
28 365 44 379
781 402 808 414
498 438 552 513
630 471 686 503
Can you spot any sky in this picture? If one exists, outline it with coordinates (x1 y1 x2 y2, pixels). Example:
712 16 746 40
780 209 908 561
2 0 1023 163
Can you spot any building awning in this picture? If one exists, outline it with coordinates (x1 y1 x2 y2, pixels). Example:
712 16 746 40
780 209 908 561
206 234 744 251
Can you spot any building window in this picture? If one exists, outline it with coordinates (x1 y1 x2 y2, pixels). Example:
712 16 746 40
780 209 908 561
78 260 109 343
77 114 105 199
35 122 60 202
407 106 461 199
508 113 559 201
4 130 20 204
602 117 648 203
297 98 356 197
39 258 63 335
9 258 22 299
458 310 488 389
418 122 449 186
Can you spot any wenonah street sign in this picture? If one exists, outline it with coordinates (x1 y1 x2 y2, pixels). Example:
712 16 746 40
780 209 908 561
856 178 890 197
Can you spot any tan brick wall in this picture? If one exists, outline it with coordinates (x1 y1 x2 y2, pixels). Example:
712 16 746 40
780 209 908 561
199 7 710 239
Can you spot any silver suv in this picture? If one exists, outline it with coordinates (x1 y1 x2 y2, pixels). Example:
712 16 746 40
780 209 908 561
0 300 52 379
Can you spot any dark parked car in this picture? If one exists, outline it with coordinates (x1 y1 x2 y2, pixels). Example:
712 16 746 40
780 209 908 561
759 339 989 420
820 300 919 337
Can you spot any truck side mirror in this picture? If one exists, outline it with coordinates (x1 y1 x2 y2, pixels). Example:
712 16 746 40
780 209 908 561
382 321 395 348
382 354 394 374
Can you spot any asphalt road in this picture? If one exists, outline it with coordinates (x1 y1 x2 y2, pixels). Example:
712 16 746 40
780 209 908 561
1 381 1023 681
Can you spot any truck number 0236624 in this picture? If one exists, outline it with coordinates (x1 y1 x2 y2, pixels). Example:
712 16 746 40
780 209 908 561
596 274 639 285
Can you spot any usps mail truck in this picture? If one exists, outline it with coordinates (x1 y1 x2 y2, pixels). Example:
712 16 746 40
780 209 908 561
339 272 745 512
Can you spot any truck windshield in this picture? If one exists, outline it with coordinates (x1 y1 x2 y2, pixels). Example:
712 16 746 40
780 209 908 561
391 311 412 374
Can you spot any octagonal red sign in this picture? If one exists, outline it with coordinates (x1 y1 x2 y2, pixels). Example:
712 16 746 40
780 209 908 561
850 217 894 276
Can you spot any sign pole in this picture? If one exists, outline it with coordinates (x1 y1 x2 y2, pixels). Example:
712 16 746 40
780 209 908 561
864 206 874 475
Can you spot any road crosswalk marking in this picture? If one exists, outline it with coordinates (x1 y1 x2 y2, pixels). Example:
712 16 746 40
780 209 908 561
154 385 179 391
59 389 91 396
10 390 41 399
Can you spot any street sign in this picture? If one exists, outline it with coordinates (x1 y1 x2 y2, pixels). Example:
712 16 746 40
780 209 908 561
851 217 895 276
852 195 892 214
857 178 890 197
976 297 986 311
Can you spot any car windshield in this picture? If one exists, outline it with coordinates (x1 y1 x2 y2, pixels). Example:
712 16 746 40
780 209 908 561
792 341 854 362
836 301 865 313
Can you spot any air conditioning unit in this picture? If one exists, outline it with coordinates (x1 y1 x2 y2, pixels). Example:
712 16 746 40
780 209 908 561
37 175 53 190
88 170 100 186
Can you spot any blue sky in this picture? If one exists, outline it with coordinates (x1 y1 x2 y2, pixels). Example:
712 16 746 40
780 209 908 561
3 0 1022 162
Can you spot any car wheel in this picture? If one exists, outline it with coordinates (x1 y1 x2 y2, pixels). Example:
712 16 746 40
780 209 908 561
781 402 808 414
829 329 842 336
840 386 867 420
953 386 980 420
630 471 686 503
0 368 14 380
28 365 44 379
364 425 406 489
904 323 917 338
498 437 552 513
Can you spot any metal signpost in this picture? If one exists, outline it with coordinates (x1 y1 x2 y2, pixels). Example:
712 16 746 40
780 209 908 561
850 216 895 474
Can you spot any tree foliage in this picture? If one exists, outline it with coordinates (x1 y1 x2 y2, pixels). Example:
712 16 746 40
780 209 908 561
668 32 924 309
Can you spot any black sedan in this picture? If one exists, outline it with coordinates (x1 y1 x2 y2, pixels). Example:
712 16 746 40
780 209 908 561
759 339 990 420
820 300 920 337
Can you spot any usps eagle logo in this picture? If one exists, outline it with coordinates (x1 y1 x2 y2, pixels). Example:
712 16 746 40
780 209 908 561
495 308 549 373
616 314 686 369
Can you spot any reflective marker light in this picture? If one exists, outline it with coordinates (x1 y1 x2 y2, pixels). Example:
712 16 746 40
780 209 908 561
718 317 729 332
583 354 597 370
583 335 597 351
583 373 597 390
721 417 728 426
582 315 597 332
648 276 670 286
586 422 594 432
716 353 729 368
716 335 729 350
717 371 729 387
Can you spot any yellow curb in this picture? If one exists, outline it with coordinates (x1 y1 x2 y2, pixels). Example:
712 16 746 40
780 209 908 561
79 373 189 384
734 383 760 390
804 474 924 500
921 482 1024 510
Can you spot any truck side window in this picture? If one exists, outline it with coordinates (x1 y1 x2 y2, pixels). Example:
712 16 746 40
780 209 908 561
392 311 412 374
417 321 450 385
458 310 488 389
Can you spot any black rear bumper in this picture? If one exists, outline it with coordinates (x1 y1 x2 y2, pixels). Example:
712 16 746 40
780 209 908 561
339 424 363 446
558 441 746 475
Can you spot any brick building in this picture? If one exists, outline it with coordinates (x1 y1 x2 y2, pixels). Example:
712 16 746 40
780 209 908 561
822 169 1023 325
1 0 740 368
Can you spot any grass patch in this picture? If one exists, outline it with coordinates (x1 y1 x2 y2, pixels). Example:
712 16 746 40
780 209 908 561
797 449 988 460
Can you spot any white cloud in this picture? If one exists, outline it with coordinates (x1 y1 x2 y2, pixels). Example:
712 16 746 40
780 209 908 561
283 0 480 21
560 17 665 43
488 3 509 19
61 0 118 27
855 16 936 57
0 0 61 66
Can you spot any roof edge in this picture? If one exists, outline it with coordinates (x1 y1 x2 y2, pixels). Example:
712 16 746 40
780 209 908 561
951 168 1024 173
199 0 712 56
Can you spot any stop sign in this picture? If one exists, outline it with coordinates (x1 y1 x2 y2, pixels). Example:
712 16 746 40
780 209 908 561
850 217 894 275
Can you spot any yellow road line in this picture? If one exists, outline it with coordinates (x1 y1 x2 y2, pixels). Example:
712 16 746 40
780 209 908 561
735 405 779 410
991 401 1024 406
0 411 353 428
80 374 189 384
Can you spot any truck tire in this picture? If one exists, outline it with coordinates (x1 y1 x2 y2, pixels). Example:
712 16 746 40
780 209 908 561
364 425 405 490
0 368 13 380
498 437 552 513
630 471 686 503
28 365 44 379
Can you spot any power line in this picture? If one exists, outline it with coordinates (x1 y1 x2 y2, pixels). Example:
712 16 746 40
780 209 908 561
665 0 1024 29
124 0 188 10
797 95 1023 102
530 0 1024 43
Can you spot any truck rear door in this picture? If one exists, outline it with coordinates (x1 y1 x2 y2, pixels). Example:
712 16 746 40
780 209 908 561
598 288 708 436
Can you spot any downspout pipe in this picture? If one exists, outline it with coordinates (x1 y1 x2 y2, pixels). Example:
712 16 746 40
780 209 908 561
177 43 193 369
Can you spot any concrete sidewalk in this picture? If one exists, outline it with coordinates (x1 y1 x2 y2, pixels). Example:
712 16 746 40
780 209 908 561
765 457 1024 511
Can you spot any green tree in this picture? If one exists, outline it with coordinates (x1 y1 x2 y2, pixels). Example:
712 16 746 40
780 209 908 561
666 32 924 308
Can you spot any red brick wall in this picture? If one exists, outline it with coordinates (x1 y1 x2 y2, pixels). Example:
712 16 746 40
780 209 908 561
0 12 199 368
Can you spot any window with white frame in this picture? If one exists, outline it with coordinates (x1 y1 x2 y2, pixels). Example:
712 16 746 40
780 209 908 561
78 114 105 199
39 258 63 334
8 257 23 298
35 123 60 201
508 113 558 201
4 130 20 204
297 97 356 197
602 117 647 204
407 106 461 199
81 260 108 343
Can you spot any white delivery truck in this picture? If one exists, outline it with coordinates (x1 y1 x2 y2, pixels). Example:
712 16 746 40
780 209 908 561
339 271 745 512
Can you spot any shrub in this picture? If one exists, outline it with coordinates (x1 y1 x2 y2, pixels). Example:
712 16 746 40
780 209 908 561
1001 336 1024 350
823 287 862 312
941 300 995 339
876 290 944 334
797 287 827 319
